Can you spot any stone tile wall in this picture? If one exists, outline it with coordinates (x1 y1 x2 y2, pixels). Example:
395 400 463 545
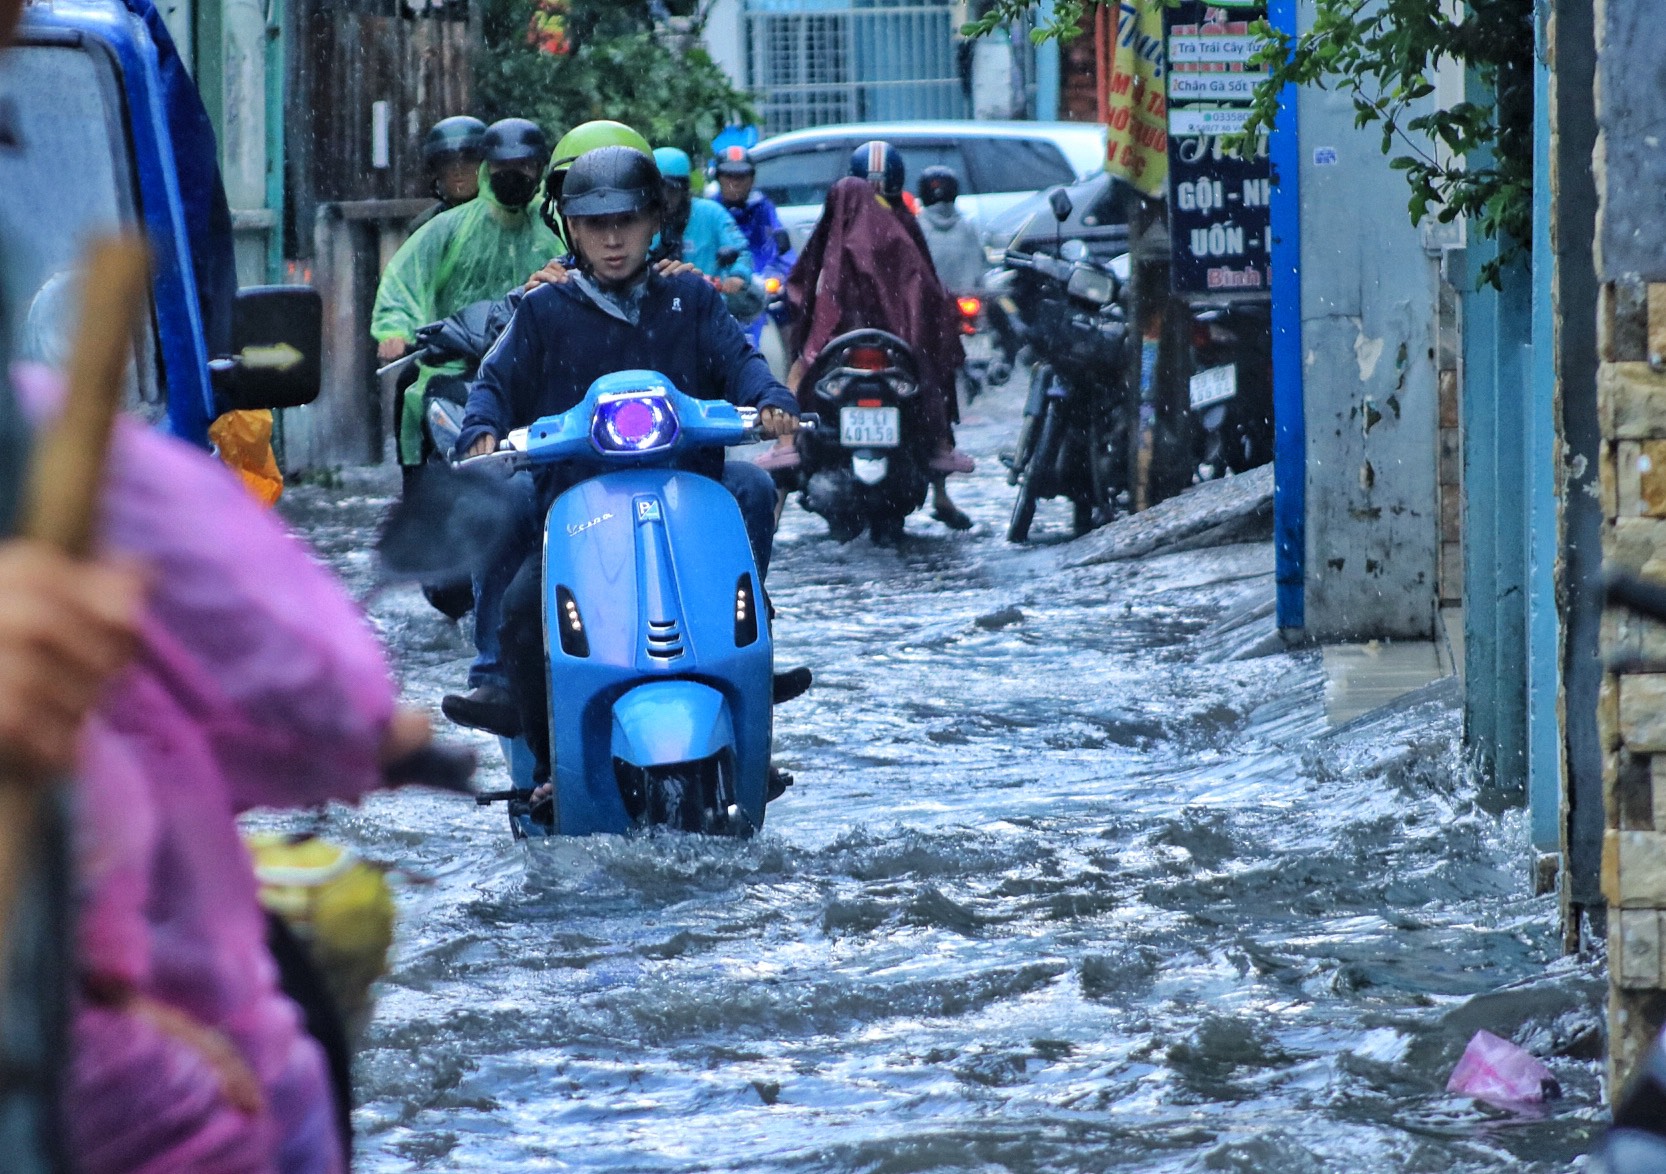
1598 279 1666 1085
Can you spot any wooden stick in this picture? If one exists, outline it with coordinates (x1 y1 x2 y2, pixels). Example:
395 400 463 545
0 236 150 960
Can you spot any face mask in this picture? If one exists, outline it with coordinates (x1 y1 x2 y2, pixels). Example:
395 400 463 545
489 169 538 208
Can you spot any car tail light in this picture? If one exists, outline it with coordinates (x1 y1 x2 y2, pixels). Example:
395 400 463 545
846 346 889 371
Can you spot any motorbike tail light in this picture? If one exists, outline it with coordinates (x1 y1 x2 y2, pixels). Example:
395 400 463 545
764 276 782 295
555 586 590 658
734 574 759 647
856 398 883 408
846 346 889 372
957 296 981 318
592 391 679 454
1191 321 1212 350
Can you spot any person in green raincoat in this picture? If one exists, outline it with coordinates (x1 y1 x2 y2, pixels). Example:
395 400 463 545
371 118 558 489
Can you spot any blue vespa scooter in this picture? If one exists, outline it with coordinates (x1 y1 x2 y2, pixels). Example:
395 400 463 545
464 371 809 839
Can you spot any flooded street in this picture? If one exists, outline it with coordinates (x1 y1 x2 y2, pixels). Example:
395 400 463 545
277 374 1608 1172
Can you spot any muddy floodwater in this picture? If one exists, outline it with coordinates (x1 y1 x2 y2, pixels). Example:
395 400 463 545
275 373 1608 1172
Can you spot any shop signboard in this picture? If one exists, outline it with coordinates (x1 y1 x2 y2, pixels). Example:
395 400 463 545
1164 0 1271 296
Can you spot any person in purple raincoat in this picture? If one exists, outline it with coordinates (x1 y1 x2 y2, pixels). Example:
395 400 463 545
14 362 433 1174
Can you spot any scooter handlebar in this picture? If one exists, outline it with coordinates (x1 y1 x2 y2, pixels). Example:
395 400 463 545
736 408 819 443
452 412 819 466
375 347 431 379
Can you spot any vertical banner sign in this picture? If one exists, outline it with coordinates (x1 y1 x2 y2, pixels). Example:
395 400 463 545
1104 1 1168 197
1164 2 1272 295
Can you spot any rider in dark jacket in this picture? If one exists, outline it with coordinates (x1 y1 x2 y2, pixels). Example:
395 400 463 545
446 147 802 772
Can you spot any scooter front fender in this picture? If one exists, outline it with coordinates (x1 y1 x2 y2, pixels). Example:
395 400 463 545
611 681 735 769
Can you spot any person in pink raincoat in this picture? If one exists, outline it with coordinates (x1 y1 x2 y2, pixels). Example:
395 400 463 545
13 361 433 1174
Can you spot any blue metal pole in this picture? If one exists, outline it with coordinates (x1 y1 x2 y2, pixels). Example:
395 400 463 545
1035 0 1059 120
1526 30 1562 843
1268 0 1304 632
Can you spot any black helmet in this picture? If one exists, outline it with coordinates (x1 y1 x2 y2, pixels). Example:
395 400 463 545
850 140 905 199
559 146 663 219
714 145 755 176
918 165 960 207
483 118 549 165
423 115 487 170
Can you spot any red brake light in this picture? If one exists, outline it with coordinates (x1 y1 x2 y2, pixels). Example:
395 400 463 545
847 346 889 371
957 296 981 317
856 398 883 408
1191 321 1212 350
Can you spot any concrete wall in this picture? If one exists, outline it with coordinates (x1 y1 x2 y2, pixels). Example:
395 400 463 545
703 0 745 91
1297 72 1441 641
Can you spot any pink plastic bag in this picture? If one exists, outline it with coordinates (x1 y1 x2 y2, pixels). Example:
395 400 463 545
1447 1029 1562 1107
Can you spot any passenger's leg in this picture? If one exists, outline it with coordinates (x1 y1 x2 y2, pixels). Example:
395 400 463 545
467 472 538 689
722 460 779 579
721 462 811 705
499 553 553 782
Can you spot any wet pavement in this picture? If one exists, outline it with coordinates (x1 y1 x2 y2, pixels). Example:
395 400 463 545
275 371 1607 1172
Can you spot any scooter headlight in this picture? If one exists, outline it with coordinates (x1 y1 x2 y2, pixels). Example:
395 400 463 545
591 390 679 454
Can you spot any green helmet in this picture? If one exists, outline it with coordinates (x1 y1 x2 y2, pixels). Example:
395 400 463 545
542 120 653 237
549 120 652 174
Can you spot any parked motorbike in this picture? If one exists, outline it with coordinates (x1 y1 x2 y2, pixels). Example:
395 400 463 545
1185 298 1273 479
1003 191 1131 543
461 373 814 839
777 329 929 545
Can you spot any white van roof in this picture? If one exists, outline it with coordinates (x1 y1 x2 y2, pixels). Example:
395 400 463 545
753 121 1109 181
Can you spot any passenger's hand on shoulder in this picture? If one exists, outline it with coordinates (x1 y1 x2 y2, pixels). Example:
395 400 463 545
759 407 800 439
523 258 571 293
654 258 698 279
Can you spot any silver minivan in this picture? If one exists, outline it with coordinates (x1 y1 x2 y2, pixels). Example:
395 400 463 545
746 120 1109 249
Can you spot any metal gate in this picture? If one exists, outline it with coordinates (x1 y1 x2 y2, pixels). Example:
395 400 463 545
743 1 969 135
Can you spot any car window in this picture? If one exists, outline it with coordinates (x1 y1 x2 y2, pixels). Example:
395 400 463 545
966 139 1076 195
754 141 854 207
881 141 968 192
0 43 158 410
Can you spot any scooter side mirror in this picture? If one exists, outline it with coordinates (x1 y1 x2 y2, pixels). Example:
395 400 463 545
1048 188 1074 222
210 286 322 413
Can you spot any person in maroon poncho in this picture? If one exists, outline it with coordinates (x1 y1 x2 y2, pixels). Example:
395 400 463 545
779 175 976 530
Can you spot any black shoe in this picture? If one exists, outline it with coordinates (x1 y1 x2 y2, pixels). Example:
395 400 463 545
441 683 521 737
933 503 974 531
772 667 812 705
766 767 795 803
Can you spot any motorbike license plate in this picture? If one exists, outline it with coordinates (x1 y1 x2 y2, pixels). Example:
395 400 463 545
840 405 901 448
1189 364 1237 410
